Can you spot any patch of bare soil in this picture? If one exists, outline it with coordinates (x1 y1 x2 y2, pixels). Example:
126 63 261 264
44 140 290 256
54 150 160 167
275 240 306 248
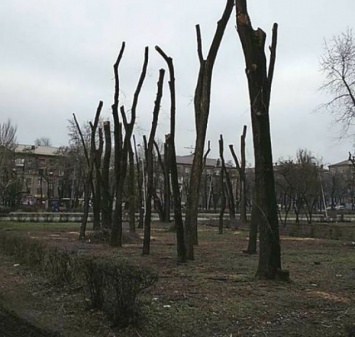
0 222 355 336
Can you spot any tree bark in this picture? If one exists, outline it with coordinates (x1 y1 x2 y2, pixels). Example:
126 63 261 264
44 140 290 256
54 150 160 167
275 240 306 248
73 112 97 240
235 1 285 279
133 135 144 229
111 44 149 247
156 46 187 263
185 0 234 260
142 69 165 255
220 135 237 228
218 139 226 235
128 141 136 233
101 121 112 229
229 125 248 224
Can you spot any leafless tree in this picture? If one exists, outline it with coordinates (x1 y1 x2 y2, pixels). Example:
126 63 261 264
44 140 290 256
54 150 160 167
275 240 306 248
235 0 287 280
111 44 149 247
185 0 234 260
142 69 165 255
219 135 237 227
319 28 355 132
229 125 248 224
101 121 113 229
156 46 187 263
0 120 19 206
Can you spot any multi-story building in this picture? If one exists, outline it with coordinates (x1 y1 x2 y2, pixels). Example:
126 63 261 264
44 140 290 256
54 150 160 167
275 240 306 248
175 154 239 210
14 144 62 205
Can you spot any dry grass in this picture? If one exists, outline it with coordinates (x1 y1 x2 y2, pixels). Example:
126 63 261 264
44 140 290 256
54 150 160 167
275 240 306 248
0 221 355 336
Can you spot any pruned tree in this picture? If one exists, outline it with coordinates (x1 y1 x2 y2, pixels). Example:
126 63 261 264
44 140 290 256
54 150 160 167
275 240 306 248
152 139 168 222
111 44 149 247
89 103 104 231
133 135 144 229
101 121 113 229
185 0 234 260
128 141 136 233
156 46 187 263
235 1 287 279
142 69 165 255
219 135 237 228
319 28 355 132
229 125 248 224
73 110 98 240
218 137 226 234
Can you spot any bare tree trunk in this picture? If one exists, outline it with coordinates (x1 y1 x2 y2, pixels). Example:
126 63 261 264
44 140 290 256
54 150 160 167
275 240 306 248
143 69 165 255
73 112 98 240
219 135 237 228
185 0 234 260
110 43 125 247
163 141 171 222
156 46 187 263
218 140 226 235
236 1 287 280
133 135 144 229
128 142 136 233
229 125 248 224
92 127 103 230
78 181 90 239
111 44 149 247
102 121 112 229
153 139 169 223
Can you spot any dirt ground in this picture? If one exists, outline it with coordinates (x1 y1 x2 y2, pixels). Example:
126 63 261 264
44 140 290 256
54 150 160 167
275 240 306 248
0 222 355 337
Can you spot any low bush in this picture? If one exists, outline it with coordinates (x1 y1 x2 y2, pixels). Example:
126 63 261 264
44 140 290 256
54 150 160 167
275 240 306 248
43 247 79 285
0 233 46 268
82 257 158 328
0 231 158 329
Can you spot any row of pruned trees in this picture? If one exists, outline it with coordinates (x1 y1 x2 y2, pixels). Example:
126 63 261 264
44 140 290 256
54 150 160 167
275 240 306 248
69 0 285 280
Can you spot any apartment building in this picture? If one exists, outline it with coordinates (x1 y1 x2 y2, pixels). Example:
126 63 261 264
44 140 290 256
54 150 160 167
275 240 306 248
14 144 62 204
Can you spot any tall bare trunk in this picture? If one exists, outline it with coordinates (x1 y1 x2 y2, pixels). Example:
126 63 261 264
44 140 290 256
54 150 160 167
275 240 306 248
142 69 165 255
236 1 286 280
156 46 187 263
111 44 149 247
128 142 136 233
102 121 112 229
185 0 234 260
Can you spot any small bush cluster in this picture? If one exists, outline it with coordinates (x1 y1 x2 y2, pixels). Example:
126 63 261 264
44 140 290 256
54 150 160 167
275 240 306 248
0 232 79 285
82 257 158 328
0 233 47 268
0 231 158 328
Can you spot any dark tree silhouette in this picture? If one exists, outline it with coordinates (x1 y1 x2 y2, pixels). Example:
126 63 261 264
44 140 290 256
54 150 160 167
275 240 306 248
142 69 165 255
185 0 234 260
235 0 288 279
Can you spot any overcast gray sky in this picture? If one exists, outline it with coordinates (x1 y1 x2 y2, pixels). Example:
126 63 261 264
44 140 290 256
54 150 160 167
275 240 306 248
1 0 354 167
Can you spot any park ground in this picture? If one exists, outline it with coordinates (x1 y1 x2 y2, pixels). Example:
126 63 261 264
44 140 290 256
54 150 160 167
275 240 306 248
0 221 355 337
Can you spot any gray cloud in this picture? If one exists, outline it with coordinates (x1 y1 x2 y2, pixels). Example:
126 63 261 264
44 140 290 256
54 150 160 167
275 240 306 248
1 0 355 166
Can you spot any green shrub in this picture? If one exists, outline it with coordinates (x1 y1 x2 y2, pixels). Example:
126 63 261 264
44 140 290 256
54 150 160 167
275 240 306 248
82 258 158 328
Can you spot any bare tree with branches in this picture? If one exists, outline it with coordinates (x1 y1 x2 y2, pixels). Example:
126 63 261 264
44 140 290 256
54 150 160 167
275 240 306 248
319 28 355 132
